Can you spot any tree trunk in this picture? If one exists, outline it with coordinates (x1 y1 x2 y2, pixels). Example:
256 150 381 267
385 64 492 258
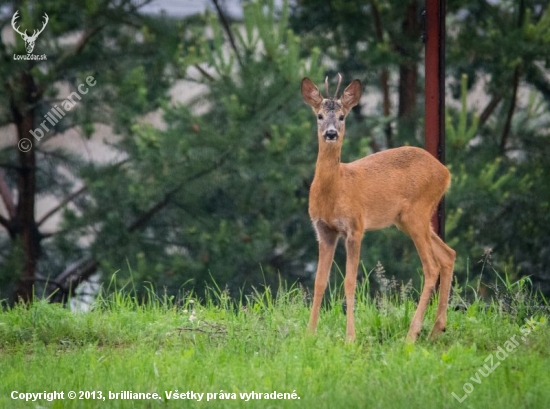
370 0 393 148
499 0 525 154
397 1 421 143
12 72 40 302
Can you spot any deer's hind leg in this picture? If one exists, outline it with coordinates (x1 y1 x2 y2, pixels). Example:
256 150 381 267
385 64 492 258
429 231 456 339
397 207 440 343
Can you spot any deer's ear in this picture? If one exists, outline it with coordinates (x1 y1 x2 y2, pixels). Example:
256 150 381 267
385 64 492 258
301 78 323 110
341 80 362 112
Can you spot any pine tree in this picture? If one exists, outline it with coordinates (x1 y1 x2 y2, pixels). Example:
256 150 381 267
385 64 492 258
0 0 180 302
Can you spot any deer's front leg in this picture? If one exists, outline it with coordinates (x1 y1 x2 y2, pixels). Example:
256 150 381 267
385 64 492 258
344 232 362 342
308 223 338 334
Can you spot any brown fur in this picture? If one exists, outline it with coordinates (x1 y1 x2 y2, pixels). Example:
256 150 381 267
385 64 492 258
301 77 456 342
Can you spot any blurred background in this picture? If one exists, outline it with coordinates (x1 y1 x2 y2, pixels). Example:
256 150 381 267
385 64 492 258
0 0 549 307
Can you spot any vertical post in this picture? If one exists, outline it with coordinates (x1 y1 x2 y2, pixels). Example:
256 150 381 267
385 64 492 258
424 0 446 239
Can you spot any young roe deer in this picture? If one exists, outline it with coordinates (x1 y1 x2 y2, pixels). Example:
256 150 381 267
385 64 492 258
301 75 456 342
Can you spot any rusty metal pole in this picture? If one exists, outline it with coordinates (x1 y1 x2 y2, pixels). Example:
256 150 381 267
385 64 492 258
424 0 446 239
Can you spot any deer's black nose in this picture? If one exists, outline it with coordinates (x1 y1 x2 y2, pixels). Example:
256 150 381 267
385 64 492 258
325 130 338 140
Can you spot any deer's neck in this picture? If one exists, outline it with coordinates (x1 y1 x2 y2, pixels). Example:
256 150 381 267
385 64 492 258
313 144 342 192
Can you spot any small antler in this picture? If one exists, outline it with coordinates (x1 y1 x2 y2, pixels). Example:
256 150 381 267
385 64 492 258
334 73 342 99
322 74 343 99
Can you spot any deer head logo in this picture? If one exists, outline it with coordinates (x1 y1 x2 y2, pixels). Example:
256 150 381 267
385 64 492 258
11 10 49 54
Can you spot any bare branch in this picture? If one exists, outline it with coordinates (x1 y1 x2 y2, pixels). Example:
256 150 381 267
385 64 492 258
0 169 16 219
127 191 173 232
21 274 63 290
212 0 244 69
128 156 227 232
55 257 99 293
0 163 23 171
0 214 10 230
500 65 520 153
72 24 105 56
39 230 63 239
478 95 502 127
37 185 88 228
500 0 525 153
49 0 154 85
369 0 393 147
194 64 215 82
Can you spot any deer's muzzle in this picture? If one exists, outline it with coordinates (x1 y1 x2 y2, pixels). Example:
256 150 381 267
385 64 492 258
324 129 338 141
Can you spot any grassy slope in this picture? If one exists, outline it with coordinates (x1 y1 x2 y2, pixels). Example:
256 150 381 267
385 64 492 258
0 286 549 409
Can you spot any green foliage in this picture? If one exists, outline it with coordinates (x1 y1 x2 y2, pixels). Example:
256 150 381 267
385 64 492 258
2 0 550 303
0 0 182 301
445 67 550 291
291 0 425 145
62 0 325 295
291 0 550 297
446 74 480 151
0 283 548 408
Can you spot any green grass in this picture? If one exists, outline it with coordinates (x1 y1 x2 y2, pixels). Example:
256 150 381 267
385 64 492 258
0 281 548 409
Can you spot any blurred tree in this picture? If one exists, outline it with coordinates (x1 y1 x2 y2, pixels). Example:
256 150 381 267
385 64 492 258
0 0 181 302
445 0 550 294
1 0 549 303
291 0 550 295
48 0 324 298
291 0 424 148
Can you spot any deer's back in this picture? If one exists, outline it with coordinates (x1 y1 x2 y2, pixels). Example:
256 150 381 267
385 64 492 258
330 146 449 231
345 146 449 192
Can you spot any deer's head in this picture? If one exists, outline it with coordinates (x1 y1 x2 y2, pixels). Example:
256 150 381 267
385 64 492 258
301 75 362 145
12 11 49 54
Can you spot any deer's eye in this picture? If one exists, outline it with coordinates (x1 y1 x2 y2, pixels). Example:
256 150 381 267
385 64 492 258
339 115 345 121
317 114 323 120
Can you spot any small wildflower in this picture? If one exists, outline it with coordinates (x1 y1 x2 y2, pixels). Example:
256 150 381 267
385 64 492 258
400 279 413 302
373 261 390 293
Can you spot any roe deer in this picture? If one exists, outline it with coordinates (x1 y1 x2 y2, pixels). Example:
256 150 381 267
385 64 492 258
301 75 456 342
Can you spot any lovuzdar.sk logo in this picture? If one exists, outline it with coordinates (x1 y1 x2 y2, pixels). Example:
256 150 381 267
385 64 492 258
12 10 48 61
